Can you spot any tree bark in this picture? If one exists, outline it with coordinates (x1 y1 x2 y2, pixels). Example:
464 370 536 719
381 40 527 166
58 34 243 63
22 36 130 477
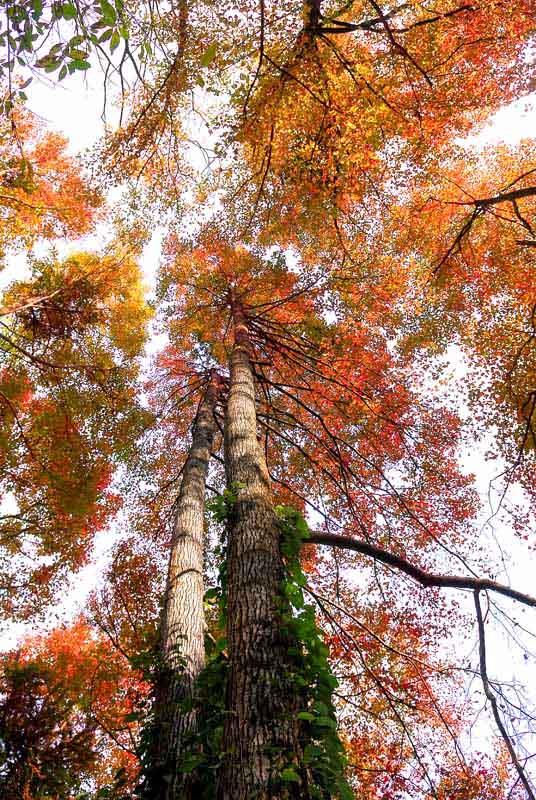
217 296 307 799
150 371 220 800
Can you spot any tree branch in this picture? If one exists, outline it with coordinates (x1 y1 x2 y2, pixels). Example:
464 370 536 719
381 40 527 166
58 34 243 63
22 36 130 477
474 185 536 207
307 532 536 608
314 4 474 35
474 590 536 799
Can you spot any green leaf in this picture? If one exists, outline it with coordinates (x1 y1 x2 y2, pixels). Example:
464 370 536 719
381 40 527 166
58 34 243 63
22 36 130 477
71 59 91 70
324 673 339 689
110 30 120 52
297 711 315 721
58 64 68 80
62 3 77 20
204 587 220 603
100 0 117 23
339 783 355 800
69 48 89 59
200 42 217 67
303 744 323 763
179 753 205 773
44 59 61 73
314 715 337 729
280 768 301 783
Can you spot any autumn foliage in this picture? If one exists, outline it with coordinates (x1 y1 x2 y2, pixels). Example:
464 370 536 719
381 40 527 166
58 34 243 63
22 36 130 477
0 620 146 799
0 105 100 259
0 0 536 798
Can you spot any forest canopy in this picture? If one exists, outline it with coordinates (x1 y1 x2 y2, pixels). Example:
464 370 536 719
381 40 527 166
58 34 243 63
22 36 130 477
0 1 536 798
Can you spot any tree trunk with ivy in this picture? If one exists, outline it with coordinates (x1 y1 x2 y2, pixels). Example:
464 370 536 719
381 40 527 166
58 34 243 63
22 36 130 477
148 371 220 800
217 295 309 800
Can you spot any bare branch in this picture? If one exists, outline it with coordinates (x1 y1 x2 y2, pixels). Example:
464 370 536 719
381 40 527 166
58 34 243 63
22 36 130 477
474 590 536 799
308 532 536 608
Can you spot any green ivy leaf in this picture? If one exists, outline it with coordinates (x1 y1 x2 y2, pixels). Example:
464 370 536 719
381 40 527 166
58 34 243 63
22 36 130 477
280 768 301 783
179 753 205 773
204 587 220 604
303 744 323 762
314 715 337 729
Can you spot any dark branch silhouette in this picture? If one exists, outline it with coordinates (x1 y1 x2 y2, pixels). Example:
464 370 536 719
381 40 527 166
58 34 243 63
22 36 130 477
308 532 536 608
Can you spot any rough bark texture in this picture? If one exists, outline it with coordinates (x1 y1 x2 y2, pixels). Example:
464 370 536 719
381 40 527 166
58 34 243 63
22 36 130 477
150 372 219 800
217 299 307 800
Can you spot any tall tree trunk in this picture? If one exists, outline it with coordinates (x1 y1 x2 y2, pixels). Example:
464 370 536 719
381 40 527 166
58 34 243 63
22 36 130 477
218 297 307 799
149 371 220 800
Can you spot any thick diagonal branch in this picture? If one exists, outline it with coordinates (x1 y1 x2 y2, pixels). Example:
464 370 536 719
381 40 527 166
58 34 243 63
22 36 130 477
308 532 536 608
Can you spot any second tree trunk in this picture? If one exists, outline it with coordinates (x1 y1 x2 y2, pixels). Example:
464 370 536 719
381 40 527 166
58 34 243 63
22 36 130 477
152 371 219 800
218 301 307 799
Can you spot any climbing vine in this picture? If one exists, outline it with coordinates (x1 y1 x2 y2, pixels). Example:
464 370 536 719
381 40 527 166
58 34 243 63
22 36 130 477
276 506 352 800
136 490 233 797
136 492 351 798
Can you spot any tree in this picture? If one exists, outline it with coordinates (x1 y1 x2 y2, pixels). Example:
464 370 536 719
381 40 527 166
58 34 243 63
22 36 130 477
0 245 151 618
145 369 223 800
0 620 145 799
0 113 151 616
0 103 100 260
1 1 536 798
143 232 536 797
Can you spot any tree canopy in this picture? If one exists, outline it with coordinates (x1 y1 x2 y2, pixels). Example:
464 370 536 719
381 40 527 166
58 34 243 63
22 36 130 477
1 1 536 798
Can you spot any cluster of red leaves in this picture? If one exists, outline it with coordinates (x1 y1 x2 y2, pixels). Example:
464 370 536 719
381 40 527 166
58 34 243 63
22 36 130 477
0 105 101 258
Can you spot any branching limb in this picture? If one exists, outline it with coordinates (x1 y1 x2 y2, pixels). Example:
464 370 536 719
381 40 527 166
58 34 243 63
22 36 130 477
308 532 536 608
474 590 536 799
